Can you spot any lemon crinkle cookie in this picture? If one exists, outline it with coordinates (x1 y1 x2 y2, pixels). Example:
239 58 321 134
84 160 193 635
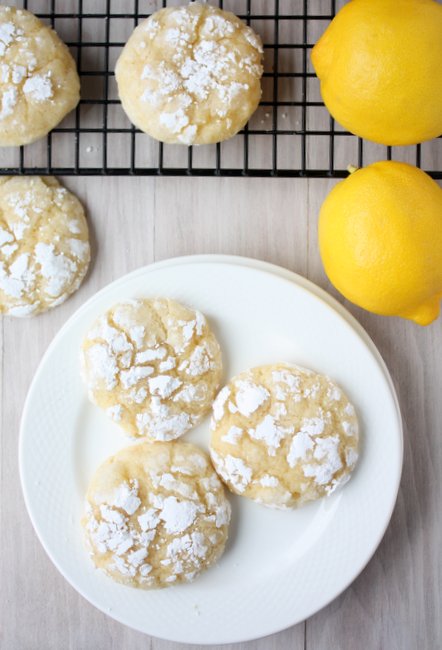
0 176 90 317
0 5 80 146
115 2 263 145
210 363 359 509
83 442 231 588
81 298 223 441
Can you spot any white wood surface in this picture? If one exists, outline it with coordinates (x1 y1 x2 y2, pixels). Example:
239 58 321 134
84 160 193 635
1 0 442 647
0 176 441 650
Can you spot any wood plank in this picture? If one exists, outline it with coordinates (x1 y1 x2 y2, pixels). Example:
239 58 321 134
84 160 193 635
152 176 308 650
0 177 156 650
305 179 442 650
153 177 309 276
151 625 305 650
0 0 440 641
0 176 309 650
0 169 441 648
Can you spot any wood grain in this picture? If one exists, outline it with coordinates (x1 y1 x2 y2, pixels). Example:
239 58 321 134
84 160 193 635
1 177 441 650
0 0 441 648
305 181 442 650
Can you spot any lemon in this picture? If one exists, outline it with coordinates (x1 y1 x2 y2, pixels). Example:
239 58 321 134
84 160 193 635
311 0 442 146
318 161 442 326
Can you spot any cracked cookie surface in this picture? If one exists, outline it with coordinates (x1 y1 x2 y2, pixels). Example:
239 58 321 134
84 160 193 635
83 441 231 589
115 2 263 145
0 176 89 317
0 6 79 146
81 298 223 441
210 363 359 509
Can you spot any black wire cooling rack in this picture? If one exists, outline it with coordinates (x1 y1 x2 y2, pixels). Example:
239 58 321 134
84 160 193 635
1 0 441 178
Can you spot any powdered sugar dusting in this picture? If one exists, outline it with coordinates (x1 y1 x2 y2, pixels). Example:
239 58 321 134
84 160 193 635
136 399 193 441
211 364 359 507
212 386 230 422
0 13 55 125
23 72 53 101
0 252 34 299
107 404 123 422
158 496 198 534
84 444 231 587
148 374 182 398
287 430 315 466
113 480 142 515
0 177 89 316
272 369 302 401
0 22 17 49
302 436 343 485
34 242 77 297
82 298 221 440
249 414 292 455
0 5 81 148
210 450 252 493
234 379 269 416
221 425 243 445
342 420 358 437
120 2 263 144
120 366 154 389
259 475 279 488
85 344 119 390
345 447 358 468
136 346 167 363
0 86 17 119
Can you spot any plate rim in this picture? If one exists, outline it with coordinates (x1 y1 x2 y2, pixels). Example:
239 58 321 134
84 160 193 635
19 254 403 644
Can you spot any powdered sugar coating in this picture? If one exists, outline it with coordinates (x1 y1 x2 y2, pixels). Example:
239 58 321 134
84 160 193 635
115 2 263 145
83 441 231 589
81 298 222 441
0 176 90 317
0 6 79 146
210 363 359 509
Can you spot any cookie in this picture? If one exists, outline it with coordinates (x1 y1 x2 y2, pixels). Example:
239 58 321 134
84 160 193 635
210 363 359 509
115 2 263 145
0 6 80 146
81 298 223 441
0 176 90 317
83 441 231 589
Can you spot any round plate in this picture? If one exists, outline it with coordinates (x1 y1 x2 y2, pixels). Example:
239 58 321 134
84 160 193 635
19 255 403 645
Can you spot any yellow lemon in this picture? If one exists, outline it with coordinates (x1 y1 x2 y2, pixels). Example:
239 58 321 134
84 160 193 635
311 0 442 146
318 161 442 325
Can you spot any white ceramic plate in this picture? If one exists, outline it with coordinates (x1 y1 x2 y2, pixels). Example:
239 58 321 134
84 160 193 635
19 255 403 645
